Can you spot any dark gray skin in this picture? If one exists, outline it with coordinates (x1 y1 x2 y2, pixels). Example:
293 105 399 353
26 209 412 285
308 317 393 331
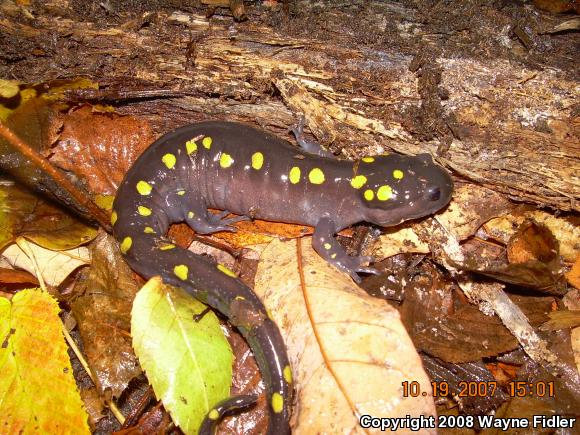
112 121 454 434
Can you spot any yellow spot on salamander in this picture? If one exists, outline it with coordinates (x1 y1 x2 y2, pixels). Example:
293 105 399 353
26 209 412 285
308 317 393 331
289 166 301 184
331 253 337 259
187 211 194 219
323 243 331 250
377 185 393 201
308 168 325 184
136 180 152 195
393 169 404 180
111 211 118 226
144 226 156 234
202 136 212 149
208 409 220 420
220 152 234 168
362 157 375 163
138 206 152 216
174 264 189 280
251 152 264 170
217 264 237 278
177 189 186 196
120 237 132 254
283 365 293 384
350 175 367 189
160 244 175 251
364 189 374 201
235 295 246 301
186 139 197 154
162 153 176 169
271 393 284 414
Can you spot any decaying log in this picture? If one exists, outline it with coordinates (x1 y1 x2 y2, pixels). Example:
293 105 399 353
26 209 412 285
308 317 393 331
1 1 578 211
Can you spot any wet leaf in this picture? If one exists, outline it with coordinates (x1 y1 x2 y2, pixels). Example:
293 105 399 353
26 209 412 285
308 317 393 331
255 238 435 433
401 267 519 363
0 289 89 433
0 182 97 251
70 233 141 398
51 106 155 195
132 277 233 435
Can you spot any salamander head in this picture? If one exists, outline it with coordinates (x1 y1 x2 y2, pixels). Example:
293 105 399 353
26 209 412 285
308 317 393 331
351 153 453 226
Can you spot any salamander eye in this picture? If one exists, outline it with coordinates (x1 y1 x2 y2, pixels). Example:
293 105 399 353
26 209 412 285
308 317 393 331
427 186 441 201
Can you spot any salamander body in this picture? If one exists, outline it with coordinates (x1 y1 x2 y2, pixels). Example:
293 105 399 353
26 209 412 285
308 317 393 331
112 121 453 434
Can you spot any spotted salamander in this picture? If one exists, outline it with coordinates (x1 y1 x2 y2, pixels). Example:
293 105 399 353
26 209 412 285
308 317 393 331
111 120 453 434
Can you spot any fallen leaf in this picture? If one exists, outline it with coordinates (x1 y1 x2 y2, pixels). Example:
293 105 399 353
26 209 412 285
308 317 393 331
255 238 435 434
51 106 155 195
2 239 90 286
566 255 580 289
0 267 38 285
375 225 430 259
0 289 89 433
436 183 513 240
484 210 579 263
69 233 141 398
540 310 580 331
0 181 97 251
132 277 233 435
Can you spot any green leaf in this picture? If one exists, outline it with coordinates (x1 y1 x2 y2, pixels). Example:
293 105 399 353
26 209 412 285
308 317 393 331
131 277 234 435
0 289 90 433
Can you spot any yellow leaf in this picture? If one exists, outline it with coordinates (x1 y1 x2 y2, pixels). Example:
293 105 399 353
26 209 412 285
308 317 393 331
0 289 89 433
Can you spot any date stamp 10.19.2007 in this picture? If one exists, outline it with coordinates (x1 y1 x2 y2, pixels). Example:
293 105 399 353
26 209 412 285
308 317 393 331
357 380 575 431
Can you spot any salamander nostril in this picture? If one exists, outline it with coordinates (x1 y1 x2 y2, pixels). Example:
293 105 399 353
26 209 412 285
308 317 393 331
428 186 441 201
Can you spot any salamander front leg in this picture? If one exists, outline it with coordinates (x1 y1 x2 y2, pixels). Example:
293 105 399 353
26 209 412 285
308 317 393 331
291 115 335 158
313 216 380 283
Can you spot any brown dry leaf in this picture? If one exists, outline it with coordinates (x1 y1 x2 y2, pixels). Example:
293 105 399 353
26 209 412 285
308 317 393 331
454 220 565 294
401 268 519 363
540 310 580 331
255 237 435 434
413 304 519 363
507 220 559 264
484 210 579 263
51 106 155 195
70 232 141 398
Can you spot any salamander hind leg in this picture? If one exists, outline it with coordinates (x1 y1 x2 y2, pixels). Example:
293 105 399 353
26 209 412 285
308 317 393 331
184 205 249 234
313 216 380 283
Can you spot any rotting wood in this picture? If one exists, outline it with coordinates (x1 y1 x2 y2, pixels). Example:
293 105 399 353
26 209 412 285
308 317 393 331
0 3 578 211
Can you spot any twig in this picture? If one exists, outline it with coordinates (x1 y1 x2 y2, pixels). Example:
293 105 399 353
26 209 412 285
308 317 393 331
0 121 111 232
